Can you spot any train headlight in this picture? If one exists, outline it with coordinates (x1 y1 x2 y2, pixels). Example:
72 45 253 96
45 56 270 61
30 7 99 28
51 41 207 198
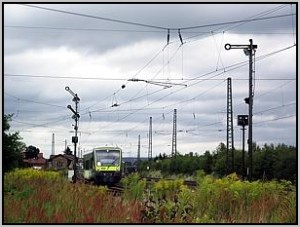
97 162 101 166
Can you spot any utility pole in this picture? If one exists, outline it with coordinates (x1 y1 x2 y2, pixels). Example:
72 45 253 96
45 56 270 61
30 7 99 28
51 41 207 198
225 39 257 181
65 86 80 183
148 117 152 161
171 109 177 157
64 139 67 151
227 78 234 173
137 134 141 171
51 133 55 156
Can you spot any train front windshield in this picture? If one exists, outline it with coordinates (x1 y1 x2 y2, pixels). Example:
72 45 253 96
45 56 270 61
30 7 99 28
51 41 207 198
95 149 120 166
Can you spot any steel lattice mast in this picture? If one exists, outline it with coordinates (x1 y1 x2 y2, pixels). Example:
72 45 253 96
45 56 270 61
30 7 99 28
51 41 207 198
148 117 152 161
227 77 234 173
171 109 177 157
137 134 141 170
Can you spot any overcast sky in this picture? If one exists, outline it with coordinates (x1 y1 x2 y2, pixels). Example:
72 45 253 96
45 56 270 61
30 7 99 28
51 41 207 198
3 3 297 159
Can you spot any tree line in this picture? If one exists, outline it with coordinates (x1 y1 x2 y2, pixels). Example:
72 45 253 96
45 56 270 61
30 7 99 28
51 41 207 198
3 114 73 173
139 142 296 183
3 113 296 183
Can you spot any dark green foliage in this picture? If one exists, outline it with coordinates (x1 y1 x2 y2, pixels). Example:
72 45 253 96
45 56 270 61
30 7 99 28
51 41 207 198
140 142 296 183
3 114 26 173
252 143 296 182
24 145 40 159
211 143 228 177
64 146 72 155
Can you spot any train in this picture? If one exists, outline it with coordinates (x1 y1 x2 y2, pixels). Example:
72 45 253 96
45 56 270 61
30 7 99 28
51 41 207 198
83 146 123 185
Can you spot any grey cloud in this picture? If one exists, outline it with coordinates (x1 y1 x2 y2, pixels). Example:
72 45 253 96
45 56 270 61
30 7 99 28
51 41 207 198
4 3 296 158
4 4 295 55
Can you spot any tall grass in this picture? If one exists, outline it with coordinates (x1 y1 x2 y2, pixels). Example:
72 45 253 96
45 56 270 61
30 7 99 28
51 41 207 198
4 169 296 223
191 172 296 223
4 168 142 223
120 173 146 201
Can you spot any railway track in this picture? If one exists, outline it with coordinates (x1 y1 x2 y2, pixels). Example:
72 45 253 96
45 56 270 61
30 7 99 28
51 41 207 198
105 177 197 196
75 175 197 195
144 177 198 188
107 185 124 196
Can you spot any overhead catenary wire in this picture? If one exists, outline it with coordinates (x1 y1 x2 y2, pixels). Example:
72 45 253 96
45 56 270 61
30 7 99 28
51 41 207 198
254 114 296 125
177 13 296 30
6 43 294 123
7 4 295 117
80 43 296 140
4 92 66 109
222 4 288 32
21 4 168 30
6 4 296 122
4 25 166 33
229 79 295 112
290 4 296 45
11 115 71 128
20 4 295 31
123 43 183 109
253 101 296 115
5 43 295 129
211 31 225 71
5 4 296 154
5 25 297 35
5 3 292 37
81 43 168 112
4 73 295 81
178 4 294 46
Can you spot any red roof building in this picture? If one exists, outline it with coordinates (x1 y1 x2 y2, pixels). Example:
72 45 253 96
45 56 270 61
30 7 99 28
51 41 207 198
23 153 47 169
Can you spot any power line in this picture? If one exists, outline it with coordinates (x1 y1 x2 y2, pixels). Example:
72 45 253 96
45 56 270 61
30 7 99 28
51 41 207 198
5 25 296 35
178 13 296 30
4 25 165 33
4 33 295 132
125 44 183 104
253 102 296 115
77 43 296 118
254 114 296 125
88 43 296 134
4 73 127 80
4 29 295 132
21 4 168 30
184 4 289 39
82 43 168 112
20 4 295 31
5 43 295 126
6 6 295 117
4 73 295 81
232 79 295 111
4 92 66 109
223 4 288 32
290 4 296 45
11 115 70 128
255 80 294 99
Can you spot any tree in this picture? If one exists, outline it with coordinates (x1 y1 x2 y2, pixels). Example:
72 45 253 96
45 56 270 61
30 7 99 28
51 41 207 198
24 145 40 159
202 151 213 174
212 143 227 176
3 114 26 173
64 146 73 155
273 144 296 182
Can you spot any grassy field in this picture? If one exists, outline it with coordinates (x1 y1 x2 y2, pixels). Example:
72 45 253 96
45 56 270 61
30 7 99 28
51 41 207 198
4 169 296 223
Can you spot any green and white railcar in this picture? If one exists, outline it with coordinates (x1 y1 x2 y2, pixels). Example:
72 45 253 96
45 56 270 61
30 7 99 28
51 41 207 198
83 146 122 185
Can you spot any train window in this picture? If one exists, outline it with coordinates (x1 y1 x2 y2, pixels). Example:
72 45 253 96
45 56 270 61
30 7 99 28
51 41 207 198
95 150 120 166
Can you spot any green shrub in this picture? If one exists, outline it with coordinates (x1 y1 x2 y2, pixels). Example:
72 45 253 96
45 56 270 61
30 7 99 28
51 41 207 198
121 173 146 201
